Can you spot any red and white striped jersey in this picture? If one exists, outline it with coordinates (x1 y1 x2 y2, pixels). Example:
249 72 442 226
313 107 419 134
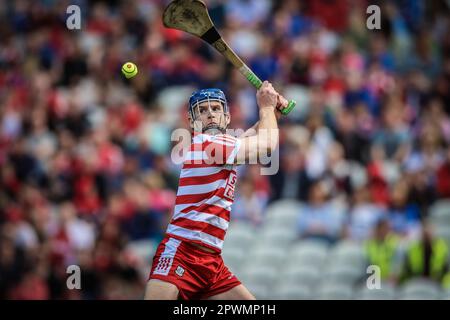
166 133 241 252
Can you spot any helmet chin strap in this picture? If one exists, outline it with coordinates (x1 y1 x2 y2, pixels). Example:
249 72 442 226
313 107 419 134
202 124 226 134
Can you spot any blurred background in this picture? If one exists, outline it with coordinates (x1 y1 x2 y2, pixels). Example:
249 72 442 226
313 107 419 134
1 0 450 299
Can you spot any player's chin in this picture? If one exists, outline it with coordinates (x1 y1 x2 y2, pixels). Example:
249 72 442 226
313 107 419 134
203 124 225 135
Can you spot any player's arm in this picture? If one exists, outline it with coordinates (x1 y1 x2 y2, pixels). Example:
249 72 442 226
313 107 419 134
234 82 287 164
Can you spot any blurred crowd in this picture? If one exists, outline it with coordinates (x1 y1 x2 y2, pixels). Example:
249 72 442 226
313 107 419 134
1 0 450 299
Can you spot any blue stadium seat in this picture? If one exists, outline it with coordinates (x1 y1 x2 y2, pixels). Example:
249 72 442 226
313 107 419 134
353 283 396 300
274 284 312 300
314 283 353 300
398 278 442 300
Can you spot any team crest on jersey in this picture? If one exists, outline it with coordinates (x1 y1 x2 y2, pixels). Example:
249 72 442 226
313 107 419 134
153 256 174 276
224 172 237 200
175 265 185 277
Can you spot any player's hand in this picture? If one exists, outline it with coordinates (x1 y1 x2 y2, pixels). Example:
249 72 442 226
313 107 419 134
276 94 289 115
256 81 278 110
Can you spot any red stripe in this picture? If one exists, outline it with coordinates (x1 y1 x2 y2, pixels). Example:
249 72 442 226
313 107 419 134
179 169 231 186
215 136 235 143
213 141 236 148
186 142 234 165
190 139 235 150
217 134 236 140
175 188 225 205
183 158 224 165
192 134 236 145
216 135 236 143
183 162 227 168
180 204 230 221
183 154 233 166
165 233 221 253
171 218 226 240
176 192 215 205
190 141 214 150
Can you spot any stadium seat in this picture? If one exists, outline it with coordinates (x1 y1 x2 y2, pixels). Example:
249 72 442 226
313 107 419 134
255 227 298 247
126 239 158 263
244 281 270 299
289 239 329 268
264 212 299 229
285 255 325 272
328 240 366 268
314 283 353 300
223 235 250 252
238 265 277 288
226 222 257 248
434 225 450 245
430 200 450 223
281 265 321 288
398 278 442 300
322 264 366 286
264 200 304 227
440 290 450 300
429 202 450 236
222 247 246 273
245 245 287 268
353 283 396 300
274 284 312 300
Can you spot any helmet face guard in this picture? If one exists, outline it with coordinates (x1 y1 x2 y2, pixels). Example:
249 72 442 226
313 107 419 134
188 88 229 133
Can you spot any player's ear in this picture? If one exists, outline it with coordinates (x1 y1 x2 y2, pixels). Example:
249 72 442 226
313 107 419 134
188 113 194 129
189 114 203 133
225 112 231 126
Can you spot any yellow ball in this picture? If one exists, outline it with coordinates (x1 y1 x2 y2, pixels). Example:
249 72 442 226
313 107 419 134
121 62 138 79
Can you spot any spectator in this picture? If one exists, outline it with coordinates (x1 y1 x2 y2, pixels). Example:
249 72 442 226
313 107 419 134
0 235 27 299
225 0 272 28
304 111 335 180
372 100 411 161
232 177 267 226
404 159 437 219
334 109 370 164
387 179 421 239
269 137 310 202
436 146 450 198
364 217 403 284
297 179 345 244
400 221 450 288
58 202 96 252
347 186 384 241
121 178 165 242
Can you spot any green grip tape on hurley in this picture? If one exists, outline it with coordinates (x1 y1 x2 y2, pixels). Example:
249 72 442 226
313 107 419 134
281 100 296 115
245 71 296 115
